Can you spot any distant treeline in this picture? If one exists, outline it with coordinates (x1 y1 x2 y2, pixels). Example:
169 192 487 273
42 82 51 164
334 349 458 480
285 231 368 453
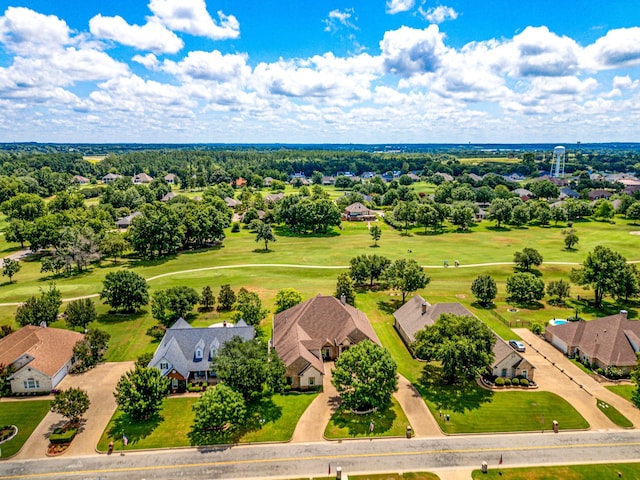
0 146 638 190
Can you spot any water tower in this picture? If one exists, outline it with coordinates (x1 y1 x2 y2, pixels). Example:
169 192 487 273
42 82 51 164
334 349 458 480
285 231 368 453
552 146 565 177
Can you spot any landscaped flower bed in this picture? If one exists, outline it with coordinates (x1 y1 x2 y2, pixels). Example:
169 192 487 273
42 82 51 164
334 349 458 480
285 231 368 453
0 425 18 443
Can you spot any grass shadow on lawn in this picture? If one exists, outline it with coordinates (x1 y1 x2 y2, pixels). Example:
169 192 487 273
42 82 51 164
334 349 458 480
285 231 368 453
377 299 402 316
188 396 284 446
330 407 397 436
106 413 163 446
416 363 493 414
96 310 148 325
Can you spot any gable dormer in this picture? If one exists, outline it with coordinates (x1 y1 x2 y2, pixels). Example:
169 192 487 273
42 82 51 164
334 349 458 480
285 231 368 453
194 338 205 361
209 338 220 360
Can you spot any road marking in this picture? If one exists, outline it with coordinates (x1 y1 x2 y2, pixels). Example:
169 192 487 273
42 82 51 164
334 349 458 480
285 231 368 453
3 441 640 479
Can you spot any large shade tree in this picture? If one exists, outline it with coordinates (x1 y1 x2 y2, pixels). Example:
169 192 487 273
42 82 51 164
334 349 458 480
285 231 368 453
331 340 398 411
570 245 629 308
51 387 90 425
413 314 495 384
382 258 430 303
192 384 247 434
101 270 149 313
114 365 169 421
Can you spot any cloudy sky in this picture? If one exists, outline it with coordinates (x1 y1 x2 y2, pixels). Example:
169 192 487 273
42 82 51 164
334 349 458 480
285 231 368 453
0 0 639 144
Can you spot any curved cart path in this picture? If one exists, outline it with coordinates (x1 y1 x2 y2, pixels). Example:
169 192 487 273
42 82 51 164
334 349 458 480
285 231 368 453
3 260 626 307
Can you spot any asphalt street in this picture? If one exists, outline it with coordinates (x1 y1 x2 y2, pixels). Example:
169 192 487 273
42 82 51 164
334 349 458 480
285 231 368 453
1 430 640 480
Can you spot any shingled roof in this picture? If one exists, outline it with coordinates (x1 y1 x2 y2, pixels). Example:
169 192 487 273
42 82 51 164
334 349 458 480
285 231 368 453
148 318 255 379
0 326 83 377
393 295 475 343
272 295 380 375
546 311 640 368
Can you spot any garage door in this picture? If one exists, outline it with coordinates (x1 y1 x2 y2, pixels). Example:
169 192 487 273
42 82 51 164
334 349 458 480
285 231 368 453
551 335 568 354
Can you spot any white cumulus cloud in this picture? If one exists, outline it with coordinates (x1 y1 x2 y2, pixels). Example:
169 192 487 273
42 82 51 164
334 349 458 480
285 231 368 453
386 0 415 15
583 27 640 69
148 0 239 40
324 9 357 32
89 14 184 54
0 7 72 55
380 25 449 75
420 6 458 24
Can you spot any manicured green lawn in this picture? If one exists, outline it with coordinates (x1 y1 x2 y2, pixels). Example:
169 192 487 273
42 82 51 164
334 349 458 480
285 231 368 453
97 393 317 450
0 400 51 458
415 365 588 434
596 398 633 428
471 463 640 479
607 384 635 403
324 398 411 439
290 474 439 480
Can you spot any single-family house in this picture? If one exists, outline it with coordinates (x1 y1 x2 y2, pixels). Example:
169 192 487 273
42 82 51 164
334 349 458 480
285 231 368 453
491 337 536 380
435 172 454 182
265 192 285 203
161 191 177 202
559 187 579 199
132 173 154 184
264 177 274 187
102 173 122 183
224 197 242 208
272 294 380 389
545 311 640 373
503 173 525 182
115 211 142 229
322 176 335 185
0 326 84 394
512 188 534 201
164 173 177 184
72 175 90 184
233 177 247 188
393 295 534 380
407 173 421 182
149 318 255 393
588 189 612 200
469 173 485 182
343 202 376 221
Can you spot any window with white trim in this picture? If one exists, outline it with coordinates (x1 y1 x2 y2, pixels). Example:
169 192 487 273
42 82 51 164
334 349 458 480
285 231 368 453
195 348 203 360
24 378 40 389
160 362 169 370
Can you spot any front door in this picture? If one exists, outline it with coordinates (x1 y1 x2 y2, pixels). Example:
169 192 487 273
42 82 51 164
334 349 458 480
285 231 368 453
322 347 331 360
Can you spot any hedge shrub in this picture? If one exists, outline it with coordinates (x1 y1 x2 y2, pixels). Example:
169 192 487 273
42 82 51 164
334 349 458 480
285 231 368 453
511 377 520 386
504 378 512 386
520 378 529 387
494 377 505 386
49 427 77 444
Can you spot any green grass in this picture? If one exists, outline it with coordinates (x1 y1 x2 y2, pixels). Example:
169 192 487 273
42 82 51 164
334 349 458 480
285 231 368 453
606 384 635 403
97 393 316 450
415 365 589 434
0 400 51 458
471 463 640 479
2 209 640 362
596 398 633 428
289 474 439 480
324 398 411 439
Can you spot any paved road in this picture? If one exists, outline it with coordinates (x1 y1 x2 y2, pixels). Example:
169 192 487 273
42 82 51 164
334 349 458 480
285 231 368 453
1 431 640 479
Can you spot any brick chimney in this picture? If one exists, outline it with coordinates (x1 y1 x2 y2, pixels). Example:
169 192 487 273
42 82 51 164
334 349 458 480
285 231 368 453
421 303 427 315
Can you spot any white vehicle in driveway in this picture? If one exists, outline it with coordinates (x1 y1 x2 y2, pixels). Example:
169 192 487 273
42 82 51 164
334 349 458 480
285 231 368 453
509 340 526 352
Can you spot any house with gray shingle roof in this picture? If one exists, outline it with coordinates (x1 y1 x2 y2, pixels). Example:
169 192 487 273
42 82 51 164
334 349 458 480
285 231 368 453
394 295 534 380
0 326 84 394
272 295 380 389
545 311 639 373
343 202 376 221
149 318 255 392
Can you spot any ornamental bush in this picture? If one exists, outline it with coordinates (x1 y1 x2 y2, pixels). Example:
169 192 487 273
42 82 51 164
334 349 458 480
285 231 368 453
49 427 78 444
504 378 512 386
494 377 505 386
520 378 529 387
511 377 519 386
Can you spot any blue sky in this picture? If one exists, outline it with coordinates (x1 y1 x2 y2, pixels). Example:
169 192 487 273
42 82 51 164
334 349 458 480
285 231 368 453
0 0 639 143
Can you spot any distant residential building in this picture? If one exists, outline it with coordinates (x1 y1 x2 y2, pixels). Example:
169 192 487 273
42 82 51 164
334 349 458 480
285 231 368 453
559 187 579 199
164 173 178 184
0 326 84 394
322 176 335 185
102 173 122 183
132 173 153 184
263 177 274 187
469 173 485 182
265 192 285 203
161 191 177 202
343 202 376 221
116 211 142 229
233 177 247 188
587 189 612 201
512 188 533 201
72 175 90 184
149 318 255 393
435 172 454 182
224 197 242 208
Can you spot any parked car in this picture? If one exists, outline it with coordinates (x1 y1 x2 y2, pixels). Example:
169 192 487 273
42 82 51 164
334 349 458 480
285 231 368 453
509 340 526 352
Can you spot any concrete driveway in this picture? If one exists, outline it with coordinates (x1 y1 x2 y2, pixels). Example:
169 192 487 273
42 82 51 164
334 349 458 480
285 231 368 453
515 328 640 430
13 361 134 459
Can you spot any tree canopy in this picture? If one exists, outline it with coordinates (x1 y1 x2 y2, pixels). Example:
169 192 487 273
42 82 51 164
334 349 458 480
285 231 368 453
513 247 543 271
114 365 169 421
151 286 200 326
570 245 629 308
382 258 430 303
274 288 303 313
331 340 398 411
506 272 545 305
101 270 149 313
471 275 497 306
50 387 90 425
211 337 285 400
192 384 247 434
413 313 495 384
